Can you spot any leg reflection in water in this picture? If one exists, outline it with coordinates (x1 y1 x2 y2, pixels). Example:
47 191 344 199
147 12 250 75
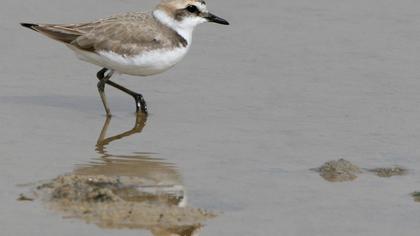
21 113 215 236
95 112 148 155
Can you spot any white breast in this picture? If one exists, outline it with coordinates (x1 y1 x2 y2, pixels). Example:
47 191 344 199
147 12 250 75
69 45 189 76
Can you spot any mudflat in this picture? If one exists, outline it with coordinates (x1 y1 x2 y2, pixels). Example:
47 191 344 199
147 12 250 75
2 0 420 235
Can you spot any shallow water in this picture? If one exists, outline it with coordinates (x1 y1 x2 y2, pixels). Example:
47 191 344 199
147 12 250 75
2 0 420 235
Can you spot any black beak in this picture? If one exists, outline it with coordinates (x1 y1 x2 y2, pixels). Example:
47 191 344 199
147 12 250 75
205 12 230 25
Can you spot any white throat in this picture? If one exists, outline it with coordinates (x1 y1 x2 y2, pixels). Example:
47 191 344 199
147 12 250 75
153 9 203 45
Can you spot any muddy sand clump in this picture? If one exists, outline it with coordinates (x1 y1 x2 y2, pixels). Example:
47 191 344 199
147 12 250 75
33 174 215 231
367 167 407 178
314 159 362 182
412 192 420 202
17 194 34 201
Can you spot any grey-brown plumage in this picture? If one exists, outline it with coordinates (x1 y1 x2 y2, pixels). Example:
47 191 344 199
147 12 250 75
21 12 187 57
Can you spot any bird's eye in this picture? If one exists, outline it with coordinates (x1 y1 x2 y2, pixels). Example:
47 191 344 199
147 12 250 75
186 5 198 13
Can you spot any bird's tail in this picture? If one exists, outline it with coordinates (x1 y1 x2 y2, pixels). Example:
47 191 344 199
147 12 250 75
20 23 40 32
20 22 83 44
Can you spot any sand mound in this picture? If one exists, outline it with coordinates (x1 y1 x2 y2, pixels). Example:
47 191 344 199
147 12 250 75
315 159 362 182
33 174 215 234
367 167 407 178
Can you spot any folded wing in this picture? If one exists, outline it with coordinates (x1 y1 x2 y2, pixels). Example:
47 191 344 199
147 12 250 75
21 13 185 57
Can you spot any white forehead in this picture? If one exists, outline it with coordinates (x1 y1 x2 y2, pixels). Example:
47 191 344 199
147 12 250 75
195 2 208 13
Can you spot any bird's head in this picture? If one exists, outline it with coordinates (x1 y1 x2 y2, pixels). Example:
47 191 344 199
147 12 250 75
154 0 229 31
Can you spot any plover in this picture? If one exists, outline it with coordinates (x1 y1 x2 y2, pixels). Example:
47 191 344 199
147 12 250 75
21 0 229 116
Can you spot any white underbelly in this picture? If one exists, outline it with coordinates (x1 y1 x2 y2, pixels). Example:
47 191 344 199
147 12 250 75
68 45 189 76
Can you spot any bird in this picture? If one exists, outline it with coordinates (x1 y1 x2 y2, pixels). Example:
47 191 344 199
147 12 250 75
20 0 229 116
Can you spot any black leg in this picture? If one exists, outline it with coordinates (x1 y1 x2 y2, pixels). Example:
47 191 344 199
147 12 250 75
96 68 148 114
97 69 113 116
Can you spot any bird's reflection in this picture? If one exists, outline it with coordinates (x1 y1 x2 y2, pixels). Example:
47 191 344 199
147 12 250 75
77 113 187 208
95 112 148 155
29 113 214 236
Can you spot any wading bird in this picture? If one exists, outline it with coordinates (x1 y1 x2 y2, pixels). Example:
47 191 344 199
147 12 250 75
21 0 229 116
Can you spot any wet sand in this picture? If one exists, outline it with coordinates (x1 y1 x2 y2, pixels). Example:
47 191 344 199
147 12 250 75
2 0 420 235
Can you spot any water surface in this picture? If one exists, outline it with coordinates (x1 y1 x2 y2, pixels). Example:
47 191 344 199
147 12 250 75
2 0 420 235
